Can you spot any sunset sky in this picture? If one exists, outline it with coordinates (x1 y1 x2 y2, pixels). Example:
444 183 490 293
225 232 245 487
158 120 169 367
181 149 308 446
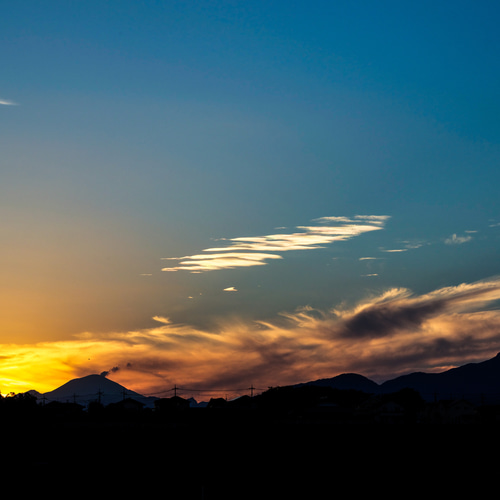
2 1 500 399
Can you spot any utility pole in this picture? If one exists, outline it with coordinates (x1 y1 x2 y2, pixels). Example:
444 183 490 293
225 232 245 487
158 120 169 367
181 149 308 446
249 385 255 397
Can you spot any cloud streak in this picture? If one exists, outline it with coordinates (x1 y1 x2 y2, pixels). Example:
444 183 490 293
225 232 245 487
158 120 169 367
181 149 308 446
162 252 283 272
162 215 390 272
0 99 18 106
2 276 500 398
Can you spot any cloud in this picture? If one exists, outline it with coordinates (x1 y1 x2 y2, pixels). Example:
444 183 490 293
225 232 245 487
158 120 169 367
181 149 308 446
336 294 445 339
162 252 283 272
101 366 120 377
3 276 500 397
152 315 171 324
162 215 390 272
0 99 18 106
400 240 426 249
379 239 428 254
445 233 473 245
313 215 389 225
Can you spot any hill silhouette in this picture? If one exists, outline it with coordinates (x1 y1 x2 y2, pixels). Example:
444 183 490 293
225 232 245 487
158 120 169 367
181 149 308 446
296 373 380 393
15 352 500 410
378 353 500 403
300 352 500 404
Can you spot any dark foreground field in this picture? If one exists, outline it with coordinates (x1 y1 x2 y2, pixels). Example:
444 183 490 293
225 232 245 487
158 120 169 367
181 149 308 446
2 388 498 498
3 414 498 497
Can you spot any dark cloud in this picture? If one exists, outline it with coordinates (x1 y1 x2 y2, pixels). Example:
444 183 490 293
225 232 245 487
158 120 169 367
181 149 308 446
100 366 120 378
339 300 446 339
16 277 500 398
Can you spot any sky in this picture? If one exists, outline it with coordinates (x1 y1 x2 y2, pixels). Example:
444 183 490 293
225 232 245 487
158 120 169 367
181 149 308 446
2 0 500 399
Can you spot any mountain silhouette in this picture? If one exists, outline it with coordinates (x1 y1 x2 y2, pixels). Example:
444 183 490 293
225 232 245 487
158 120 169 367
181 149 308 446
299 352 500 404
31 352 500 409
378 353 500 402
40 374 158 408
297 373 380 393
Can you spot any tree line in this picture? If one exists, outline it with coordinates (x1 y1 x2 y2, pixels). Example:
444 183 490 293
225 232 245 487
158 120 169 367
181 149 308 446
2 383 500 425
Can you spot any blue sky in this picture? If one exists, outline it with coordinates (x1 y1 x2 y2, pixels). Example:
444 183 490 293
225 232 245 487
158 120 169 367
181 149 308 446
2 1 500 395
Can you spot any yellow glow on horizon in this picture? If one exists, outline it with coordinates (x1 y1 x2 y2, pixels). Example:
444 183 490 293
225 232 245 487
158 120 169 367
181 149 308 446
2 277 500 398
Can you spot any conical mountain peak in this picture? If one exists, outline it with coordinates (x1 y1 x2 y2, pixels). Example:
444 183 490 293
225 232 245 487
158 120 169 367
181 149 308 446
42 373 157 407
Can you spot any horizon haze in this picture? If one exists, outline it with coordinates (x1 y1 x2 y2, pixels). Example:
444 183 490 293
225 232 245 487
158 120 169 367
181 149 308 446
25 350 500 407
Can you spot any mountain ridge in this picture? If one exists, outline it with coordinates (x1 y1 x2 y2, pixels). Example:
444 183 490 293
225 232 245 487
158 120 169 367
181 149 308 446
296 372 379 394
300 352 500 403
26 352 500 407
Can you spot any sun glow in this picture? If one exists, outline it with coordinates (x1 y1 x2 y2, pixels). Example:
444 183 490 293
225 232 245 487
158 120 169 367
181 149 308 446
2 277 500 397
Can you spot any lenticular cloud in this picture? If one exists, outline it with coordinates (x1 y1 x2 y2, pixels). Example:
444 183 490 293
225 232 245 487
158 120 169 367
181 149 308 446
162 215 390 272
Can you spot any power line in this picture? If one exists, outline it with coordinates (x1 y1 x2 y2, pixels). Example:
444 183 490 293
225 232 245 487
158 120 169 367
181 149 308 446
37 384 267 405
141 386 266 398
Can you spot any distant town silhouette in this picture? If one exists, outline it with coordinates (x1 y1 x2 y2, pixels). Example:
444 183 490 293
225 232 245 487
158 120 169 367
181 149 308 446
4 352 500 427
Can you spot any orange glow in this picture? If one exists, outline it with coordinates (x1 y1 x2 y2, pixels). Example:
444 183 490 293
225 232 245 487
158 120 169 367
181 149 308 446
2 277 500 398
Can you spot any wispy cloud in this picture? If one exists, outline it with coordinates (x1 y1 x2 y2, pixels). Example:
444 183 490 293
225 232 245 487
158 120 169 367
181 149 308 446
400 239 426 249
3 276 500 397
379 238 428 253
445 233 473 245
0 99 18 106
162 215 390 272
162 252 283 272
